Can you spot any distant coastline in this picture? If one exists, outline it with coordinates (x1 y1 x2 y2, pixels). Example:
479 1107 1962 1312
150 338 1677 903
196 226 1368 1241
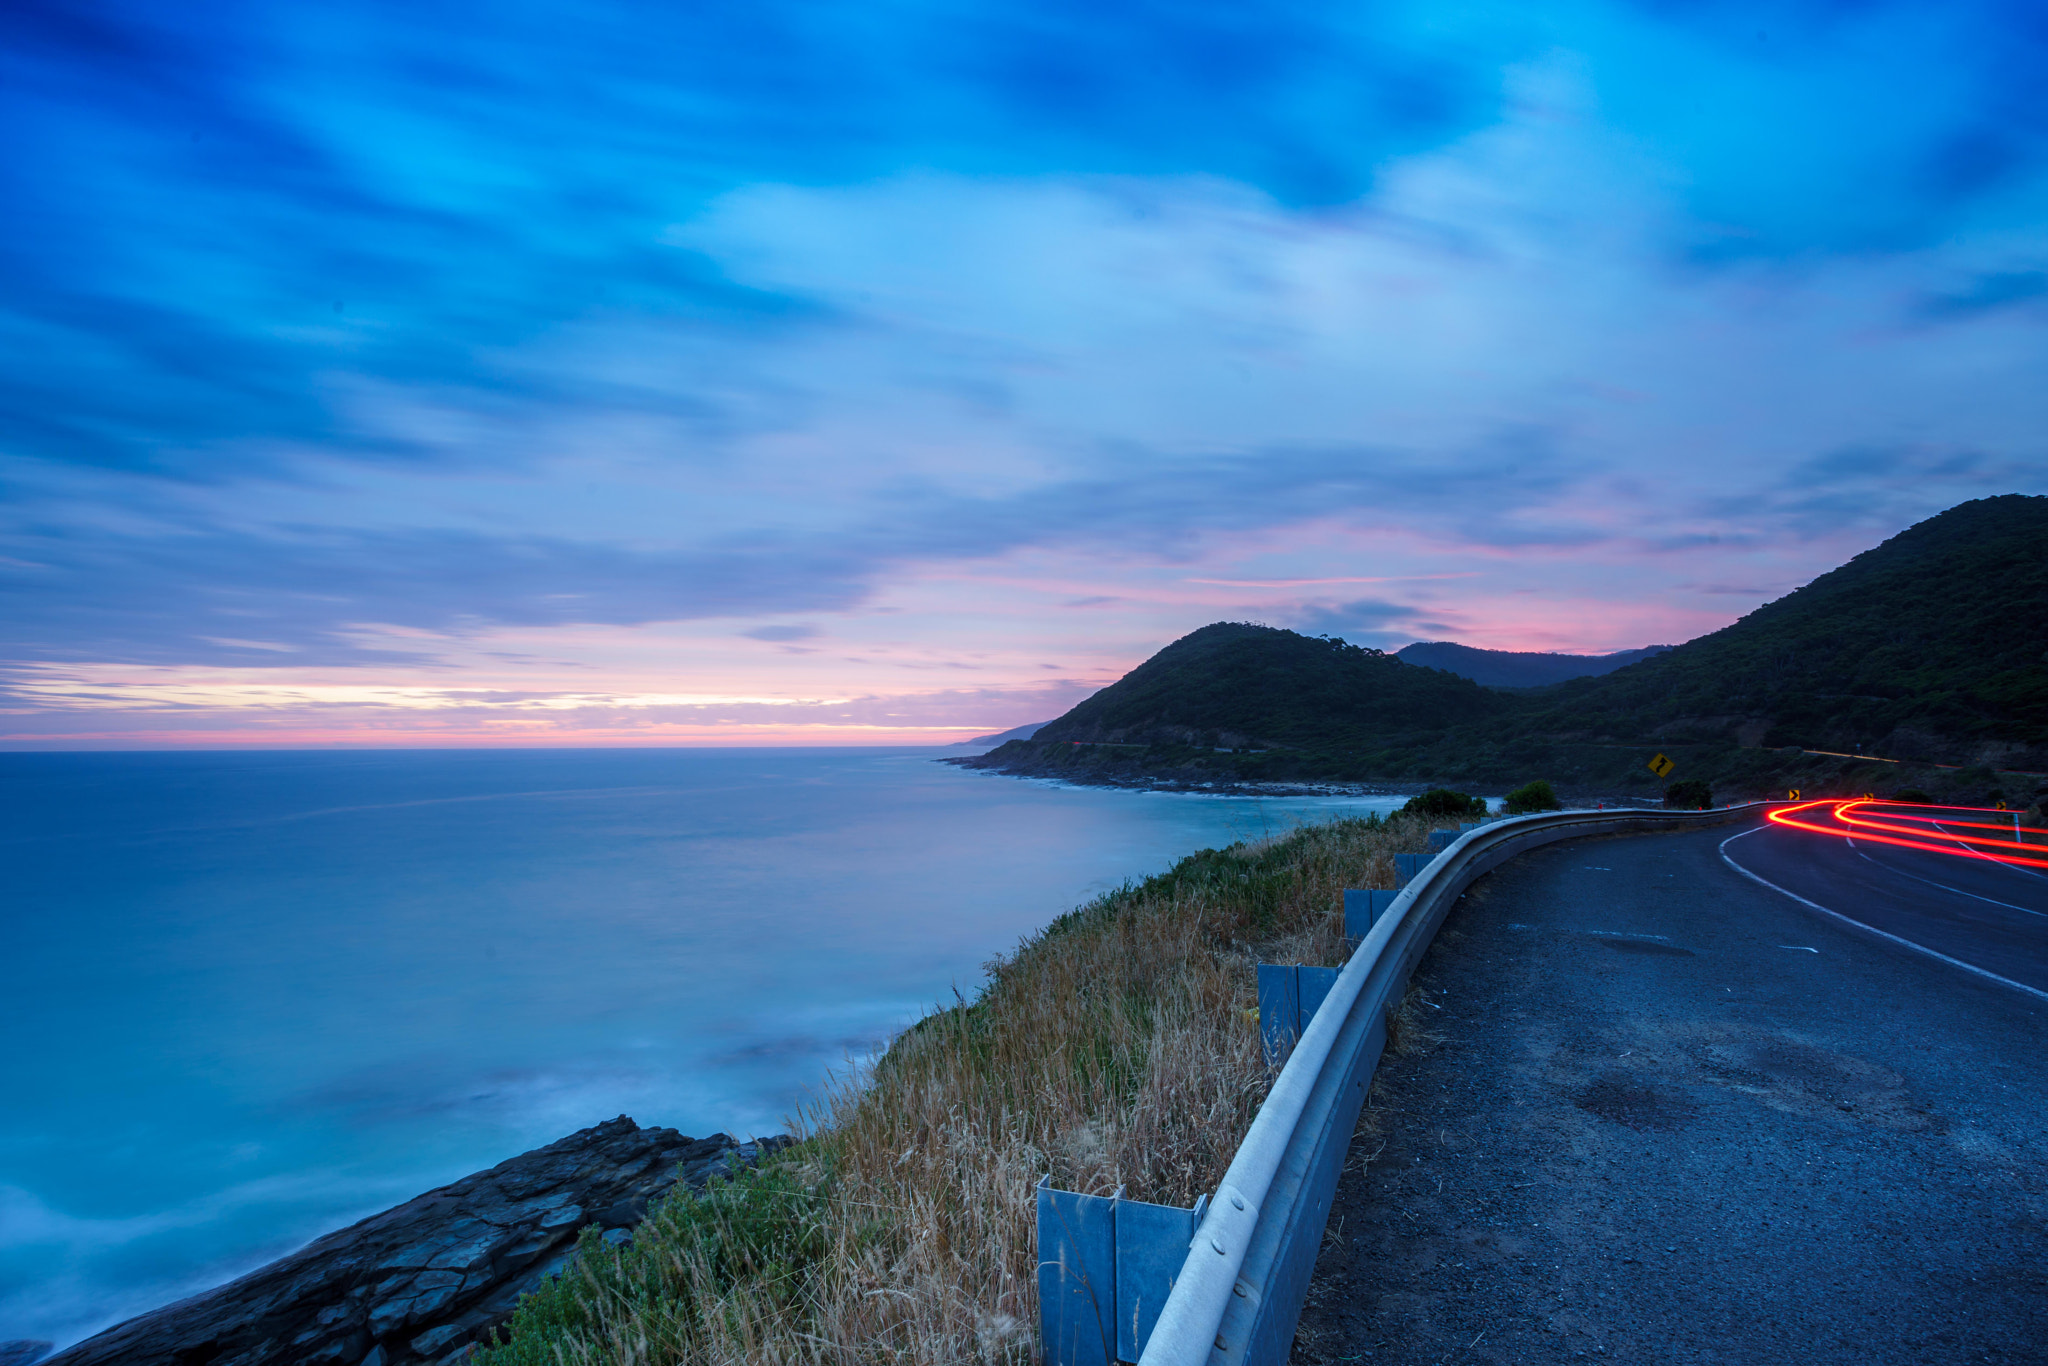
939 752 1417 800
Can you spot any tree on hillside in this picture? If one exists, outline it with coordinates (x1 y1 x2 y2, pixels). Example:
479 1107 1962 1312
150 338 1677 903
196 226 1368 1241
1504 780 1560 814
1664 779 1713 810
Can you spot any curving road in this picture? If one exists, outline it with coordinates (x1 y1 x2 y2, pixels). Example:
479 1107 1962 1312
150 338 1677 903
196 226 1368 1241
1723 800 2048 1000
1292 813 2048 1366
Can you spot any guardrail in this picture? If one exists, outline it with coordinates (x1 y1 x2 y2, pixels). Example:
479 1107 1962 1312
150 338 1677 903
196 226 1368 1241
1037 802 1767 1366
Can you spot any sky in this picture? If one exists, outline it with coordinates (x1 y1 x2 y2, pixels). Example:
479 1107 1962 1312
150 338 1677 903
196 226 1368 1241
3 0 2045 748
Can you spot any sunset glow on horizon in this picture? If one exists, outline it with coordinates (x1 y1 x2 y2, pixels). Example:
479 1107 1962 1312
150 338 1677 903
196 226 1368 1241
5 2 2045 748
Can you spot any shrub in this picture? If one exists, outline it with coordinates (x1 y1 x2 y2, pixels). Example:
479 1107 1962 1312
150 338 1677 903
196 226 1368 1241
1503 779 1560 814
1893 788 1933 804
1663 779 1713 810
1402 787 1487 819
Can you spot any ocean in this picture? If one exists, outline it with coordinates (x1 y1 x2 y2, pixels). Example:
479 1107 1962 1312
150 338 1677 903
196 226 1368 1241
0 747 1407 1351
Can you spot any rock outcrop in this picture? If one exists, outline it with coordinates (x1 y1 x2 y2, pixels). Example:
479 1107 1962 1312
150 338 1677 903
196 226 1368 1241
46 1117 790 1366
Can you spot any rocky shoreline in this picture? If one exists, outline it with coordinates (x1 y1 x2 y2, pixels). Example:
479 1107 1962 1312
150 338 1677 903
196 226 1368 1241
939 754 1740 811
28 1117 789 1366
940 752 1416 800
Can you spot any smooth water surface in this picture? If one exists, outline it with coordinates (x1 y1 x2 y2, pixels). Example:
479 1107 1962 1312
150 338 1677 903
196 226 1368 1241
0 748 1404 1348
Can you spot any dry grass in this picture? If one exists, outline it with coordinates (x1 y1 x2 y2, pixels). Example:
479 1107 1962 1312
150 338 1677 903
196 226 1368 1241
1383 982 1449 1059
476 811 1444 1366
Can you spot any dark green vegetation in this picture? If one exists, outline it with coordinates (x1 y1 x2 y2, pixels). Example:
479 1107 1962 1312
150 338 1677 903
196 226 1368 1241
1394 640 1670 689
960 497 2048 801
1663 779 1714 810
1504 780 1561 814
1404 788 1489 818
1033 621 1506 750
1504 493 2048 757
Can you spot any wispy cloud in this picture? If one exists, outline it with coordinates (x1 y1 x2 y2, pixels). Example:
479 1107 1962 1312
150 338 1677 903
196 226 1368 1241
1188 575 1482 588
1 1 2044 742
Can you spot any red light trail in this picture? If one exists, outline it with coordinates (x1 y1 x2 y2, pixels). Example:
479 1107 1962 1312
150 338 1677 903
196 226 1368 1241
1766 798 2048 870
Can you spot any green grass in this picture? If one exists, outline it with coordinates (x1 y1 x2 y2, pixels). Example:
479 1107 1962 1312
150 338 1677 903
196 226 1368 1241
476 1161 847 1366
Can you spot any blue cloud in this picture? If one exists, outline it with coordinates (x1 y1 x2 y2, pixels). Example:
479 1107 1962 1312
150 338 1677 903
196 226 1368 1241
1290 598 1432 642
2 0 2039 481
1916 270 2048 321
2 0 2046 680
0 526 873 667
3 0 1455 474
0 432 1588 664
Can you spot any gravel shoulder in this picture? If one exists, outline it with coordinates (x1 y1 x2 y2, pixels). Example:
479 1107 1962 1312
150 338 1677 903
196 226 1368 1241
1291 819 2048 1365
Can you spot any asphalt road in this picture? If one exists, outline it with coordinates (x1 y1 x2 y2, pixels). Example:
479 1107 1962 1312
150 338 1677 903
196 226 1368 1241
1724 803 2048 999
1291 816 2048 1366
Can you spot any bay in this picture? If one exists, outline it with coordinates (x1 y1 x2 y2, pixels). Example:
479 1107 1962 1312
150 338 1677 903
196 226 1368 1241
0 747 1404 1349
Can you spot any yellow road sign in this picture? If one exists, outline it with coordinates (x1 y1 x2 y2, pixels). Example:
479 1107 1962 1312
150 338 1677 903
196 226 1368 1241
1788 789 1801 801
1647 752 1675 778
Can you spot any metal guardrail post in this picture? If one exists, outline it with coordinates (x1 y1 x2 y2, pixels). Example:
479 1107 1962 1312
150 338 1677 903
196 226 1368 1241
1117 1195 1209 1362
1252 964 1298 1065
1255 964 1342 1065
1341 888 1398 942
1296 968 1339 1039
1039 1178 1119 1366
1037 1177 1211 1366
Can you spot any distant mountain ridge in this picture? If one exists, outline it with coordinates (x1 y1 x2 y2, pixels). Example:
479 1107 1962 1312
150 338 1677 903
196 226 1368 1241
1394 641 1671 689
958 496 2048 797
963 721 1049 746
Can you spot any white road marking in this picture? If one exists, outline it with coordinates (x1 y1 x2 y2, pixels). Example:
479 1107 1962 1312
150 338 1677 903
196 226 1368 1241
1846 840 2048 919
1720 826 2048 1004
1779 946 1819 953
1920 821 2048 887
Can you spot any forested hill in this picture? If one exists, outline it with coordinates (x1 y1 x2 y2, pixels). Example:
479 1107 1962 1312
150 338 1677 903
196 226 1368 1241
959 496 2048 795
1505 493 2048 761
1394 641 1670 689
1035 622 1505 749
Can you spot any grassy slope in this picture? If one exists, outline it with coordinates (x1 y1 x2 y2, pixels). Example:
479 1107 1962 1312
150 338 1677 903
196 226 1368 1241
476 813 1443 1366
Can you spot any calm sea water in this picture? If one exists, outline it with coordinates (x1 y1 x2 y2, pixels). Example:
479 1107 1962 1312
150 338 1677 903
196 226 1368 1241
0 748 1405 1350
